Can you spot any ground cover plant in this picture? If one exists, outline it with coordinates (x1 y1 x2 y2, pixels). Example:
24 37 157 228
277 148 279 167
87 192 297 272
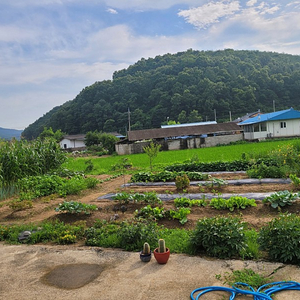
16 174 99 200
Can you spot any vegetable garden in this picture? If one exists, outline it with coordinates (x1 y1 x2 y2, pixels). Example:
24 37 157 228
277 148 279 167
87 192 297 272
1 138 300 265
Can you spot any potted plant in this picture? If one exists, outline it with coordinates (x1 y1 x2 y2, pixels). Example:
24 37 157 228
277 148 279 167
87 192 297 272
153 239 170 264
140 242 152 262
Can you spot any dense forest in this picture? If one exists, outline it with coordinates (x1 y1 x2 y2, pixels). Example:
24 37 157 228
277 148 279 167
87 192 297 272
22 49 300 139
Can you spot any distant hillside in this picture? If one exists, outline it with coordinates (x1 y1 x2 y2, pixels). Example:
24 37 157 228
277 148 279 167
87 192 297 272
22 49 300 140
0 127 23 140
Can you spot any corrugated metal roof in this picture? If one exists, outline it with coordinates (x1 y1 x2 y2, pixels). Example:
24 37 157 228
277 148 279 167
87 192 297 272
127 122 242 141
161 121 217 128
239 108 300 125
63 134 86 141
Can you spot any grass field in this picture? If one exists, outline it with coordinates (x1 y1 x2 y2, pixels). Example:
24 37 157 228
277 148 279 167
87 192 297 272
62 138 300 174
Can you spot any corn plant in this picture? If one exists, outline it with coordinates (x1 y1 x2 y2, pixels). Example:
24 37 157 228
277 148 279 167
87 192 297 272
0 139 66 185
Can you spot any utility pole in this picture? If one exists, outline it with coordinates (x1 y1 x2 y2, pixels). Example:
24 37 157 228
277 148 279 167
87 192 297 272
214 109 217 122
273 100 276 112
229 111 232 122
128 108 131 131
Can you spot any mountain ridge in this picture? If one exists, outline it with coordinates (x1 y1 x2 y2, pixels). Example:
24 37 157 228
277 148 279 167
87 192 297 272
0 127 23 140
22 49 300 140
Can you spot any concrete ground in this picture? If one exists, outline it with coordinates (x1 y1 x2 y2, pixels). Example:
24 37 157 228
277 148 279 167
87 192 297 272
1 244 300 300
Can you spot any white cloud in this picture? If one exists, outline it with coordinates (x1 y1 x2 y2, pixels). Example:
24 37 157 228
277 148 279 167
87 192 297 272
86 25 197 62
246 0 257 6
1 0 205 10
0 25 38 43
106 8 118 14
178 1 240 29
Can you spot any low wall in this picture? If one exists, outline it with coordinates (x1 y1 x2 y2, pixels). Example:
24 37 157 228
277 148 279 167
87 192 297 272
115 133 243 155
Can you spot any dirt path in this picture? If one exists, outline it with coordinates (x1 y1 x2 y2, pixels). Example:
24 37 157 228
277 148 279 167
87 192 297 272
1 243 300 300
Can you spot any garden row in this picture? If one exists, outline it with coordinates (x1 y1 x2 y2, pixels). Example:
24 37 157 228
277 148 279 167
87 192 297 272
1 213 300 265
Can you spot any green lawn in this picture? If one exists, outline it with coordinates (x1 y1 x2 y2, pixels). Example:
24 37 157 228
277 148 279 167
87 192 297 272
62 138 300 174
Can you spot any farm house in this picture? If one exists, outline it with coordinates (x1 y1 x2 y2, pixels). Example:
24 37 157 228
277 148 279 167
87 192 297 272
238 108 300 140
115 122 243 155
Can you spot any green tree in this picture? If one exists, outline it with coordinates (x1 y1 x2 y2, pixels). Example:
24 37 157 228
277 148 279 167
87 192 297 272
143 141 161 172
85 131 101 147
188 110 202 123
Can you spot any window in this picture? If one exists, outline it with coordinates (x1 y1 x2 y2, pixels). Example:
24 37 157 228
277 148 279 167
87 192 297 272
254 124 260 132
260 122 267 132
280 122 286 128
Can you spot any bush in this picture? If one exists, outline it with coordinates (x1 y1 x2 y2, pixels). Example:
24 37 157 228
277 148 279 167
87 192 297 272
17 175 65 198
8 199 33 211
258 214 300 263
85 223 122 248
190 216 246 258
175 174 190 191
247 163 286 178
165 160 250 172
118 220 160 251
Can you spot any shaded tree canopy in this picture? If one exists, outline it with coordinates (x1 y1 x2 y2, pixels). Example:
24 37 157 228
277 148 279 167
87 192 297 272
22 49 300 140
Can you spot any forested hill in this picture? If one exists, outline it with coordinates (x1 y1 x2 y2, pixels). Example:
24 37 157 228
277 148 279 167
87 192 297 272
22 49 300 139
0 127 23 140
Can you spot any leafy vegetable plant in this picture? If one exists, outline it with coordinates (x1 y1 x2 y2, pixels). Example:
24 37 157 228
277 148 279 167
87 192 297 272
262 190 298 208
209 196 257 211
55 201 98 214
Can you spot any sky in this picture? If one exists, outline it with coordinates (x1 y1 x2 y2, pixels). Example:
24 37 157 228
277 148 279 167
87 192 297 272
1 0 300 130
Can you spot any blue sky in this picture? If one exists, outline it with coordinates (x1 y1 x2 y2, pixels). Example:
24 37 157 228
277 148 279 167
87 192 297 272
1 0 300 130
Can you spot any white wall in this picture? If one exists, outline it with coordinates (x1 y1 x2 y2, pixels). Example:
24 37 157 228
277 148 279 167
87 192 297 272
60 138 86 149
244 119 300 140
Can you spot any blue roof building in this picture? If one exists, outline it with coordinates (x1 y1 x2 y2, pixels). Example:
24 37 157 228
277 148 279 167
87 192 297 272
238 108 300 140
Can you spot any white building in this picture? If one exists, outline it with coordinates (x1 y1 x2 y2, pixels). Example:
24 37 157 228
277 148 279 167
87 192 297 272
60 134 86 150
239 108 300 140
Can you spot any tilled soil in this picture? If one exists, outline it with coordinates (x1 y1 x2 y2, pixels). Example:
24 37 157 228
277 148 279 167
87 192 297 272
0 173 298 231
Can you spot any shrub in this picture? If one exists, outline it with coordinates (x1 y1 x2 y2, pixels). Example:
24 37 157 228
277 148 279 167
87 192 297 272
175 174 190 191
160 228 192 254
84 177 99 189
85 224 122 248
289 174 300 189
165 160 250 172
118 220 160 251
258 214 300 263
247 163 286 178
8 199 33 211
17 175 65 199
262 190 298 209
190 216 246 258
